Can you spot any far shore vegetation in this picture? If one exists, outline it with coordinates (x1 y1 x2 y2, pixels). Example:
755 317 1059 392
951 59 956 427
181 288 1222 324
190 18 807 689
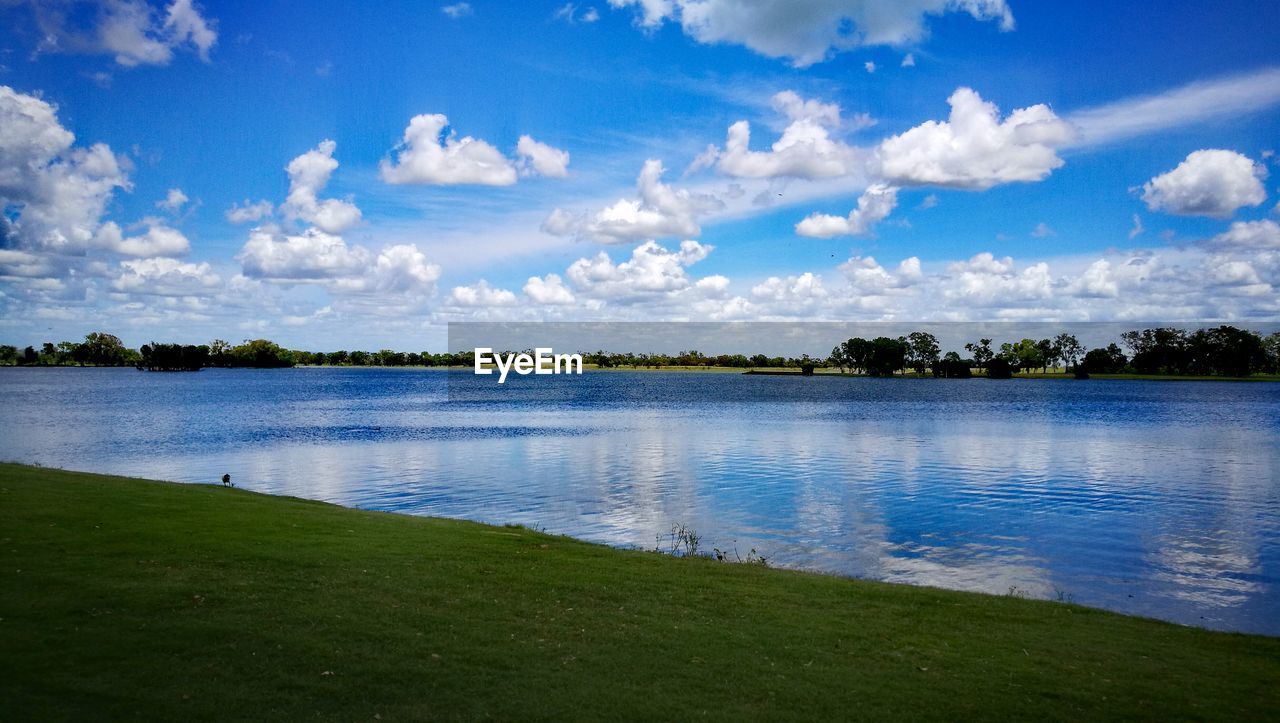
2 462 1277 719
2 325 1279 380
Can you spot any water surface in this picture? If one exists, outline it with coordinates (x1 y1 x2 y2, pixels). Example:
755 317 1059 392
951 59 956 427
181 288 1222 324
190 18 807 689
2 366 1277 635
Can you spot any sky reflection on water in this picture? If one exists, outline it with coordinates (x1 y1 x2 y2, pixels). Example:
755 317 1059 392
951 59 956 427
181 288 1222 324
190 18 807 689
2 367 1276 635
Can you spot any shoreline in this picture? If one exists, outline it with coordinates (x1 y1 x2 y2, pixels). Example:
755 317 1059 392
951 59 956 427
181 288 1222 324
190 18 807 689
2 462 1277 718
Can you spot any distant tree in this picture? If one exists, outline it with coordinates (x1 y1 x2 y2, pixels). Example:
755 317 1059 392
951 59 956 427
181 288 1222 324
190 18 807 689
1011 338 1045 374
986 357 1014 379
865 337 907 376
1122 328 1189 374
349 350 369 366
829 345 847 373
1187 325 1266 377
80 332 129 366
20 346 37 365
228 339 295 368
965 338 994 371
842 337 873 374
905 331 940 375
0 345 16 365
1265 332 1280 374
1036 338 1056 372
1054 333 1084 372
1082 343 1127 374
932 351 972 379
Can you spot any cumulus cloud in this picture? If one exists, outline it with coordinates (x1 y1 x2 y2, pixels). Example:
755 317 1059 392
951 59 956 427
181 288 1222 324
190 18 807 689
447 280 518 307
566 239 715 301
839 255 923 293
94 219 191 257
333 244 442 294
380 115 567 186
237 227 367 280
516 135 571 178
29 0 218 67
524 273 576 305
281 140 362 234
0 85 131 254
225 199 274 224
1140 149 1267 218
876 87 1075 189
545 160 722 243
111 256 219 296
607 0 1013 67
709 91 869 180
1206 219 1280 249
943 252 1053 305
156 187 188 211
796 184 898 237
441 2 473 19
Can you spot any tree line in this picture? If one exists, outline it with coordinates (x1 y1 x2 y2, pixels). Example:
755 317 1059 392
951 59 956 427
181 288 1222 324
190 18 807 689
2 325 1278 377
827 326 1280 378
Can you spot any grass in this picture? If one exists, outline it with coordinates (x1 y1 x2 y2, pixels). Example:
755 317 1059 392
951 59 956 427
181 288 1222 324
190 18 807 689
1 463 1277 720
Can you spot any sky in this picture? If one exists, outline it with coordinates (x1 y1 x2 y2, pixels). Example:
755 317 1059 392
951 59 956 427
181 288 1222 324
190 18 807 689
1 0 1279 350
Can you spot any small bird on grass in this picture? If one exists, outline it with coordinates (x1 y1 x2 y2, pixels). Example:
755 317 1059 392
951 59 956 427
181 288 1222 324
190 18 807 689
221 473 232 487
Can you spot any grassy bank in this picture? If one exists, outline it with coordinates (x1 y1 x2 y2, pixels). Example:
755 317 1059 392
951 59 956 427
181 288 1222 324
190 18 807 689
2 463 1277 720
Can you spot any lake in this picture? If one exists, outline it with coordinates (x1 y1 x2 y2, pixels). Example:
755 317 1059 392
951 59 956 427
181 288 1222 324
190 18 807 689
2 366 1277 635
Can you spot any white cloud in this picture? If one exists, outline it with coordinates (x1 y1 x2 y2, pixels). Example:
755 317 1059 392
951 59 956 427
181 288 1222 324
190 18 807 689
710 91 868 180
1128 214 1144 240
1068 66 1280 148
238 227 367 280
0 85 131 254
1207 219 1280 250
876 87 1075 189
111 256 219 296
225 199 274 223
1141 149 1267 219
864 61 876 74
838 255 922 293
943 252 1053 305
31 0 218 67
796 184 898 237
156 187 188 211
380 114 518 186
516 135 571 178
607 0 1013 67
555 3 600 23
546 160 722 243
94 220 191 257
281 140 362 234
441 3 473 19
901 53 915 67
566 239 714 300
1031 222 1054 238
332 244 442 294
524 273 576 305
447 280 518 307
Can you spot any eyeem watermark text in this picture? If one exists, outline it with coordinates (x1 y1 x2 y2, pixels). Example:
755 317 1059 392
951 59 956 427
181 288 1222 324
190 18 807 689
474 347 583 383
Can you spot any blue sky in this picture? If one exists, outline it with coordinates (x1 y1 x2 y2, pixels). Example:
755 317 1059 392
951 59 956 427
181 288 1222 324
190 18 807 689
1 0 1278 349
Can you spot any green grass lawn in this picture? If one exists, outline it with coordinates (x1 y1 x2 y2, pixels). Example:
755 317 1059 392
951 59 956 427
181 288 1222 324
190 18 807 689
1 463 1277 720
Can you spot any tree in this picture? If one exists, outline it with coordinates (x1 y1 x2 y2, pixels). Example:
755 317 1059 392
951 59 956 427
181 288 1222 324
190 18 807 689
933 351 972 378
1011 338 1044 374
81 332 129 366
829 345 847 373
228 339 295 368
1054 333 1083 372
1264 332 1280 374
1082 343 1127 374
0 345 16 365
865 337 907 376
1036 338 1056 372
842 338 873 374
905 331 940 375
964 338 993 371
